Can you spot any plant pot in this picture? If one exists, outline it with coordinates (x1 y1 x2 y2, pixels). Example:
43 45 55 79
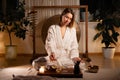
102 47 115 59
81 12 93 21
5 45 17 59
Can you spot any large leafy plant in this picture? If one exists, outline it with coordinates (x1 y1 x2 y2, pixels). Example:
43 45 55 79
93 16 120 48
0 0 30 46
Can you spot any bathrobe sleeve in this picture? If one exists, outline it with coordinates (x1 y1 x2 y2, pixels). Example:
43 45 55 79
70 28 79 59
45 25 56 56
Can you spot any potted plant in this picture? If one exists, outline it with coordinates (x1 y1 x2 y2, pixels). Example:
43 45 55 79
93 13 120 59
0 0 30 59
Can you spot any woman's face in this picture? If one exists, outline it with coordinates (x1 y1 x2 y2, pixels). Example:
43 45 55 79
61 13 73 26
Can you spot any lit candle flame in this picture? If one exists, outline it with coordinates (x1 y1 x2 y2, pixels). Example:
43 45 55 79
39 66 45 73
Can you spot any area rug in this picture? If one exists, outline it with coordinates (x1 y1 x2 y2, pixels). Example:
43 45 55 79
12 75 57 80
0 65 37 80
0 65 83 80
83 68 120 80
1 64 120 80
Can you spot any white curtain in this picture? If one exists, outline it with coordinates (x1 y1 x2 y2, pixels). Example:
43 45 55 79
25 0 80 23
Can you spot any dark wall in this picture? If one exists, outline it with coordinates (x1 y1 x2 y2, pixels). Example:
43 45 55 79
0 0 18 15
80 0 120 20
80 0 113 14
6 0 17 11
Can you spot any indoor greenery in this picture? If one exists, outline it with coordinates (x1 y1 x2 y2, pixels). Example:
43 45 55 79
81 0 120 21
0 0 30 46
93 12 120 48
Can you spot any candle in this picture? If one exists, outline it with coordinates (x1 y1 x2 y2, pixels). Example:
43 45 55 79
39 66 45 73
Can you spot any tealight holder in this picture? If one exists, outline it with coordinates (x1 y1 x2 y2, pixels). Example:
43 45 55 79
39 66 45 73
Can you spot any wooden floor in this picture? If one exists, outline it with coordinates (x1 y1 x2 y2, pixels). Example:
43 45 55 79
89 54 120 69
0 54 120 80
0 55 32 68
0 54 120 68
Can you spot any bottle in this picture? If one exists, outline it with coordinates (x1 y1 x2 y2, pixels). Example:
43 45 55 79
74 61 80 74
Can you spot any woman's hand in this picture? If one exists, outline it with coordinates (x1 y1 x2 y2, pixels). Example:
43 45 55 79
72 57 81 63
49 53 56 61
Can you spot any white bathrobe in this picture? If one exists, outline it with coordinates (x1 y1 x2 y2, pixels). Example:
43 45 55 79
45 25 79 68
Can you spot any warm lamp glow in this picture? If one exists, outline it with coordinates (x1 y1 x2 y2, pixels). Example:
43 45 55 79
39 66 45 73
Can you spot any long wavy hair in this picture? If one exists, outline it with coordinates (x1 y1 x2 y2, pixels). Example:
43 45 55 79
60 8 75 28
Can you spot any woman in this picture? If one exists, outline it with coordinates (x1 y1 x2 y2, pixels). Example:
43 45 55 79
45 8 81 67
32 8 82 70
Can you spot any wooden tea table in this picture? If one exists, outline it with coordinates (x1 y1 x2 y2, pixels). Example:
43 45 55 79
37 68 83 78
